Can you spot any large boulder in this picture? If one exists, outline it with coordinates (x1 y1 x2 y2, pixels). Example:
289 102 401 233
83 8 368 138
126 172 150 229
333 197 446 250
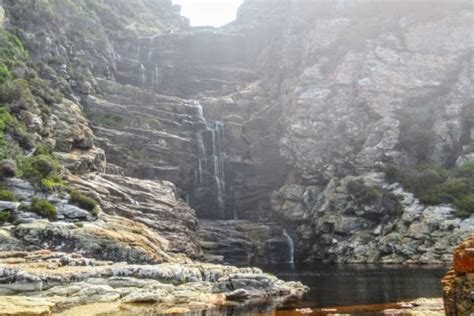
442 237 474 315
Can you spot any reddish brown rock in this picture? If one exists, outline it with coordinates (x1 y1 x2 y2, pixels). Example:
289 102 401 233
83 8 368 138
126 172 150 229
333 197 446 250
453 238 474 274
443 236 474 316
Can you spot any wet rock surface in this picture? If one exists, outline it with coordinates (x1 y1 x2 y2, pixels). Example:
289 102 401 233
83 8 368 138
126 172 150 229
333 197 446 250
199 220 295 265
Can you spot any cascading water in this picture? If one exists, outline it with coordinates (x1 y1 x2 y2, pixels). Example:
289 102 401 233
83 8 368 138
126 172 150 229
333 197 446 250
211 121 226 212
283 229 295 263
137 36 160 89
188 101 227 219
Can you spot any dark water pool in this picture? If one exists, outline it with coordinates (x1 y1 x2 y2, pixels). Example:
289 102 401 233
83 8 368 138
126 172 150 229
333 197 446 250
258 263 447 309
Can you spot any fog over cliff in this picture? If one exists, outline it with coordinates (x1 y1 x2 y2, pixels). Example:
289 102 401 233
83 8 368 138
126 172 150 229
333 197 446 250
0 0 472 314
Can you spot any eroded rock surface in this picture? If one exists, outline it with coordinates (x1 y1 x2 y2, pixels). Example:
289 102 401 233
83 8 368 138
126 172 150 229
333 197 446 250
0 250 307 315
68 173 201 258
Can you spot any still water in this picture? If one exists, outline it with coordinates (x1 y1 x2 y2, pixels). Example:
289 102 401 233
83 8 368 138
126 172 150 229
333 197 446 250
258 263 447 309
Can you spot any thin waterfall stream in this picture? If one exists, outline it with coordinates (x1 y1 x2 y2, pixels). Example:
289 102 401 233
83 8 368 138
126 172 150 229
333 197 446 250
189 101 227 219
283 229 295 264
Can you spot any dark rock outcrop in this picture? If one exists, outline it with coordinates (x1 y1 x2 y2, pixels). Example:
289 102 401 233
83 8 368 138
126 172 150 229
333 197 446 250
199 220 295 265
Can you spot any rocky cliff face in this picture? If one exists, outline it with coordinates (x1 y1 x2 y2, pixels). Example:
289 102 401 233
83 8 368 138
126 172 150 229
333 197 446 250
230 0 474 263
0 1 308 314
0 0 472 271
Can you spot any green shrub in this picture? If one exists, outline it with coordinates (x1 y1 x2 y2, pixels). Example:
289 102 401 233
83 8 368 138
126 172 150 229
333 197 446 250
0 107 18 131
0 209 12 224
452 161 474 178
29 77 62 105
398 112 434 162
17 153 61 181
0 189 17 201
0 81 22 103
0 30 28 62
384 164 399 183
454 195 474 218
437 179 473 198
29 197 56 218
386 163 448 191
41 175 66 192
35 143 53 156
0 107 29 159
386 161 474 218
0 132 9 161
347 179 381 204
0 159 16 178
69 190 98 213
0 64 12 84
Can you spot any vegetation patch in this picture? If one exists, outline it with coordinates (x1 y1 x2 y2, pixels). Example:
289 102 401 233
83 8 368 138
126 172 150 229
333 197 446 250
17 149 66 192
27 197 57 218
386 161 474 218
90 112 124 127
398 111 434 162
69 190 99 215
0 209 12 224
132 228 144 235
0 29 28 62
347 179 382 204
0 189 18 202
0 107 29 160
0 64 12 84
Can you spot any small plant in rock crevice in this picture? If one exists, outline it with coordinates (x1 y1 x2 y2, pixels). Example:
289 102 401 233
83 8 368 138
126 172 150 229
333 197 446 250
346 179 382 204
0 209 12 224
25 197 57 218
0 189 18 201
69 189 100 216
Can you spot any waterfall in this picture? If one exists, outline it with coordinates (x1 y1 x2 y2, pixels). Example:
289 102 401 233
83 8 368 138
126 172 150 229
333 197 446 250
211 121 226 212
189 101 227 219
283 229 295 263
196 132 206 185
139 64 146 87
137 35 159 89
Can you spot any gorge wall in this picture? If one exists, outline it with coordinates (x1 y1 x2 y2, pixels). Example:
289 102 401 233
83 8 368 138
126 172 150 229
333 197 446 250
0 0 472 267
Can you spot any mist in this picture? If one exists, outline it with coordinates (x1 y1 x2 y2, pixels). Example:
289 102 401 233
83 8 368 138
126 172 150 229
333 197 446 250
0 0 472 315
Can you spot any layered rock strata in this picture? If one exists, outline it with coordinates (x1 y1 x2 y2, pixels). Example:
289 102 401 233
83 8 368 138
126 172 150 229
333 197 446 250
199 220 295 265
0 250 307 315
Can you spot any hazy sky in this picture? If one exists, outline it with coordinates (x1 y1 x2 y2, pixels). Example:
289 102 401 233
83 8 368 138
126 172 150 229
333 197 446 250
173 0 243 27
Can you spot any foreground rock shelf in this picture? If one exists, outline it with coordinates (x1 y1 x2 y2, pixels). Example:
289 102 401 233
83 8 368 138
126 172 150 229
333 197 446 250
0 250 307 315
